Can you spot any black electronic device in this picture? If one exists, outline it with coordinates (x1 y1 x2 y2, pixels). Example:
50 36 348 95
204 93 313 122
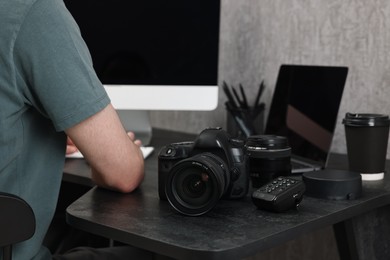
265 65 349 173
158 128 249 216
302 169 362 200
252 177 305 212
63 0 221 145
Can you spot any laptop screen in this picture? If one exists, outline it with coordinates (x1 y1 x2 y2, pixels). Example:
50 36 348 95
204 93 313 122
265 64 348 165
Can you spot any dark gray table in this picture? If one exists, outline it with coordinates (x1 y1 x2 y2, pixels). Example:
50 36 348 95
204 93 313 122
65 129 390 260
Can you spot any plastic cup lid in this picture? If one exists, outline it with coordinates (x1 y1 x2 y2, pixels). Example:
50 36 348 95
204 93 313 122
342 113 390 127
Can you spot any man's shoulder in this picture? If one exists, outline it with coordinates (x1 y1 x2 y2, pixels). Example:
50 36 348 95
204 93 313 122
0 0 38 19
0 0 65 28
0 0 39 38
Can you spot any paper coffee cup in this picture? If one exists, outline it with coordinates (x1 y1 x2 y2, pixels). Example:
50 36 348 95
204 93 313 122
343 113 390 181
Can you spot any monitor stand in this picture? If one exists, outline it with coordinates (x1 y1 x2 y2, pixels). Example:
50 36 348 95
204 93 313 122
117 110 152 146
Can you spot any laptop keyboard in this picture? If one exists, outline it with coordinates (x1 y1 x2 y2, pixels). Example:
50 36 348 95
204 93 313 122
291 159 311 170
291 158 322 173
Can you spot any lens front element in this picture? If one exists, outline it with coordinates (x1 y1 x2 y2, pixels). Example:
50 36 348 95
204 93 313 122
174 168 213 208
165 153 228 216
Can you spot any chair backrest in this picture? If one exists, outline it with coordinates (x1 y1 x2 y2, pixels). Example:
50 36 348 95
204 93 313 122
0 192 35 260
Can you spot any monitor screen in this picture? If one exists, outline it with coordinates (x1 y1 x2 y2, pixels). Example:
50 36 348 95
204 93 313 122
63 0 220 110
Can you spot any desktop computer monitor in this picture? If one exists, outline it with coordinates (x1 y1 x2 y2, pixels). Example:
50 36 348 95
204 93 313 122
63 0 220 144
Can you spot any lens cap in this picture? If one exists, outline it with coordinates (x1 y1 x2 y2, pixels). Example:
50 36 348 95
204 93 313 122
342 113 390 127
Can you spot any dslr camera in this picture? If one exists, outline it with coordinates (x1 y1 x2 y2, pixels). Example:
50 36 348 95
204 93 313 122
158 128 249 216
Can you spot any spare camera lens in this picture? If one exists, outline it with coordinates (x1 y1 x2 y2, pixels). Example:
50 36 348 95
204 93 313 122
245 135 292 188
165 153 229 216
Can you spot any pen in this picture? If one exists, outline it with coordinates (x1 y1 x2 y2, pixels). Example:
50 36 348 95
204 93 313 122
253 81 265 108
223 81 238 108
232 87 244 108
239 84 249 109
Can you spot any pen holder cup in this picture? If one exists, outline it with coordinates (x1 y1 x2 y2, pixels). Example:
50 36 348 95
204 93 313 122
226 103 265 139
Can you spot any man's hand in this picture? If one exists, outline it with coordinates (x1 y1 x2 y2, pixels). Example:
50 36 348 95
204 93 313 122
127 132 142 147
66 137 78 154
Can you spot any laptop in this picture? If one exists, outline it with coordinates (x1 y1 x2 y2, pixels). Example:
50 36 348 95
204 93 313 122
264 64 349 174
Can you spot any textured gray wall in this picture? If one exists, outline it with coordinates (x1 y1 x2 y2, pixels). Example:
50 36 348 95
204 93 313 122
150 0 390 158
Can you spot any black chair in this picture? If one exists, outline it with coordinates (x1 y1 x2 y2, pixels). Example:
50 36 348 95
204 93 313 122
0 192 35 260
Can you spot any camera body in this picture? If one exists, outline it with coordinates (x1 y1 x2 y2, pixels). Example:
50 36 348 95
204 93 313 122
158 141 194 200
158 127 249 216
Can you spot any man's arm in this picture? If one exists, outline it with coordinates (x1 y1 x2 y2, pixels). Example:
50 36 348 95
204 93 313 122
65 103 144 193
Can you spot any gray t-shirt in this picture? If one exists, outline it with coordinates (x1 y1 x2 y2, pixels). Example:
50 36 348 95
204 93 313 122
0 0 110 259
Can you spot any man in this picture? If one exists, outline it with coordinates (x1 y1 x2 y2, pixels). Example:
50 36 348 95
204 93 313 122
0 0 149 258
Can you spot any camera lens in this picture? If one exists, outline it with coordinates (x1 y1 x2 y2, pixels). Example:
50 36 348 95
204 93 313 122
165 153 229 216
245 135 291 188
173 168 212 206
